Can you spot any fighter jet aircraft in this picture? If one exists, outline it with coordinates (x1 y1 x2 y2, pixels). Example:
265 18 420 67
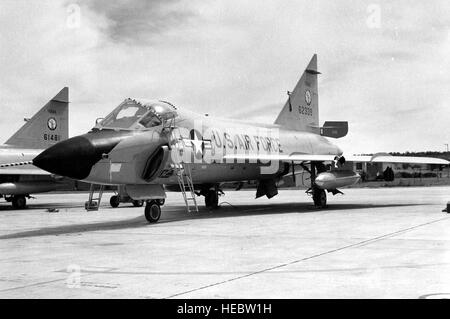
0 87 69 209
33 56 449 222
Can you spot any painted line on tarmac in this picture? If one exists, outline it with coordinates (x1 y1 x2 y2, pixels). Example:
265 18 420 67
164 216 450 298
0 267 118 294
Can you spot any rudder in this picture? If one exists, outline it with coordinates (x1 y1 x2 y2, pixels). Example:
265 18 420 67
5 87 69 149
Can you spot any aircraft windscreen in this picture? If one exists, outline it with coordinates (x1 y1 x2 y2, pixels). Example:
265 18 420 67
98 100 177 130
100 100 148 129
139 112 162 128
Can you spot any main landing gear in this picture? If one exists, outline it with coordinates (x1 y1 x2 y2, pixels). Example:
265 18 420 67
312 187 327 208
110 195 120 208
11 195 27 210
144 199 166 223
202 186 223 209
4 195 27 209
304 162 328 209
204 190 219 209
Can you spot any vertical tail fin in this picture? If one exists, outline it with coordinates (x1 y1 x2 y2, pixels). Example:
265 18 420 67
274 54 320 132
5 87 69 149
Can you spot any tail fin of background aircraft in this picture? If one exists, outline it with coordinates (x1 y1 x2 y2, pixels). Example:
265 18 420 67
5 87 69 149
274 54 320 132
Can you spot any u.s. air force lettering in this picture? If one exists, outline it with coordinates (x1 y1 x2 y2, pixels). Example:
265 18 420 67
209 130 282 153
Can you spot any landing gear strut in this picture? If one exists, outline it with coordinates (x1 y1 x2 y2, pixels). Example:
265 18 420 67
12 195 27 210
144 200 161 223
203 186 223 209
204 190 219 209
306 162 327 208
312 187 327 208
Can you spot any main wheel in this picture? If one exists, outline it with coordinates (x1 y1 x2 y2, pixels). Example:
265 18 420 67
312 188 327 208
110 195 120 208
132 200 144 207
144 201 161 223
12 195 26 210
204 190 219 209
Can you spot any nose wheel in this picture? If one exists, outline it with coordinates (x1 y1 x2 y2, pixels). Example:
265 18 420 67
144 200 162 223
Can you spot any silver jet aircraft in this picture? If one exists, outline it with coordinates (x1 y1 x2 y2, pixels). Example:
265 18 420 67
33 56 449 222
0 87 69 208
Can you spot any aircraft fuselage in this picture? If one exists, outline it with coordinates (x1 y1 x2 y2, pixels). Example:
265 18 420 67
34 109 342 187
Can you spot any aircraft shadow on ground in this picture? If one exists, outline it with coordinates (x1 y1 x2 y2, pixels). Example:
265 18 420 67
0 202 425 240
160 202 425 224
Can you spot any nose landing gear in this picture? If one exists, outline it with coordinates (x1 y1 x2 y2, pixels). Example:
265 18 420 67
144 200 162 223
304 162 328 208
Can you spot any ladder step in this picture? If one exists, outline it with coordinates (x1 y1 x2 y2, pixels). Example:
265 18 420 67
175 163 198 213
86 183 105 211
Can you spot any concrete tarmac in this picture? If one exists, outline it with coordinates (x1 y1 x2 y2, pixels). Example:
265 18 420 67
0 186 449 299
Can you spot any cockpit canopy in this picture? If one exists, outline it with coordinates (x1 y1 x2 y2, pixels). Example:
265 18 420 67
97 99 178 130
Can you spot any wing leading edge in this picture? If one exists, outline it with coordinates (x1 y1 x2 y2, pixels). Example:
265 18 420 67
223 153 449 165
345 155 449 165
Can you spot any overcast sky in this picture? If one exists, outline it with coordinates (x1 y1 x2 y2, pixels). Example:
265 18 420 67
0 0 448 154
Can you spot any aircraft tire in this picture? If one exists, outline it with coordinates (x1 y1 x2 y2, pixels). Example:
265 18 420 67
132 200 144 207
110 195 120 208
205 190 219 209
12 195 26 210
145 201 161 223
312 188 327 208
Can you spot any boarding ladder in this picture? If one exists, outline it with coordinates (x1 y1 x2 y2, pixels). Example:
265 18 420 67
175 163 198 213
85 184 105 211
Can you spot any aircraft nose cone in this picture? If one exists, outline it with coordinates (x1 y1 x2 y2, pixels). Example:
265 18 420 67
33 136 99 180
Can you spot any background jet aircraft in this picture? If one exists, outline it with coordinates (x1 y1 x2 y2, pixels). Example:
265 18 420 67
0 87 69 209
33 56 449 222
